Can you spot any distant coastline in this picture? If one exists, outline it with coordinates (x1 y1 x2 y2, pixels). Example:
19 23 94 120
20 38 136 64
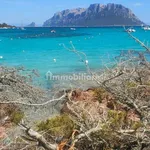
0 23 15 29
41 25 145 27
0 25 146 28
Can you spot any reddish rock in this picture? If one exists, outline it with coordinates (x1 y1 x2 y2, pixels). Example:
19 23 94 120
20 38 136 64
127 110 140 122
62 88 140 122
0 126 7 139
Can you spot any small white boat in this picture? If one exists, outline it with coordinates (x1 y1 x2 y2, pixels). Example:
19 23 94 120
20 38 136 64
126 28 136 33
70 28 76 31
142 26 150 31
20 27 26 30
51 30 56 33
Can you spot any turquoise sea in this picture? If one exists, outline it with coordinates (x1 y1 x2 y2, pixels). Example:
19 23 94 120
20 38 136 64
0 27 150 86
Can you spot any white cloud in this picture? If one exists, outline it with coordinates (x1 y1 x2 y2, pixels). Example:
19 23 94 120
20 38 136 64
134 2 142 7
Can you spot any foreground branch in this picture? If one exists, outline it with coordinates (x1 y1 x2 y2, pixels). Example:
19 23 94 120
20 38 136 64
125 28 150 52
20 124 57 150
0 94 66 106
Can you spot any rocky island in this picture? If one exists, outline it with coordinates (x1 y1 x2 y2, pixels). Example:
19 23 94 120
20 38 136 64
43 3 144 27
27 22 36 27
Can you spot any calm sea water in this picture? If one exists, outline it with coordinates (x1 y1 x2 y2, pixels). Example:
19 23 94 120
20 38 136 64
0 27 150 79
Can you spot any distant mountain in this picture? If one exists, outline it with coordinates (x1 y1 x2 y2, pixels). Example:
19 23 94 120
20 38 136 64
0 23 15 28
43 3 144 27
27 22 36 27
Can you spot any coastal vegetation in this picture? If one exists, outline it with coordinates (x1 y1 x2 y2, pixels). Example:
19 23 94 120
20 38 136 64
0 23 15 28
0 32 150 150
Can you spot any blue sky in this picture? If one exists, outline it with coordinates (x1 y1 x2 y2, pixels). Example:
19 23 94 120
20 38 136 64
0 0 150 26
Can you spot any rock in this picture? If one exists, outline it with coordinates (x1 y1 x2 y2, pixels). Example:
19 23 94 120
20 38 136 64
27 22 36 27
61 88 140 122
43 3 144 27
0 127 6 139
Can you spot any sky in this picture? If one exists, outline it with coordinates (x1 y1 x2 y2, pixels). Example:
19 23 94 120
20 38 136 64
0 0 150 26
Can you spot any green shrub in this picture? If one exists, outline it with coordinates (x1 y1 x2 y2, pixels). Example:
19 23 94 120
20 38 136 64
37 114 77 138
94 88 107 103
104 110 142 132
131 121 143 131
10 111 24 125
126 81 137 88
